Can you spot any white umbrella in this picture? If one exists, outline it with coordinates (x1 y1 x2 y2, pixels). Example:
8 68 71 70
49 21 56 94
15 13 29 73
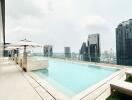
10 39 41 47
5 46 22 50
9 39 41 72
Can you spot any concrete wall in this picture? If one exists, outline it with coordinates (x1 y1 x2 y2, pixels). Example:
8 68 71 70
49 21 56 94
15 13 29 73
0 0 5 57
27 59 48 71
16 53 48 71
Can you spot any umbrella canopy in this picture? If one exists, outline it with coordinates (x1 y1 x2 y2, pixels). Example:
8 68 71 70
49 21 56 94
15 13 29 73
9 39 41 47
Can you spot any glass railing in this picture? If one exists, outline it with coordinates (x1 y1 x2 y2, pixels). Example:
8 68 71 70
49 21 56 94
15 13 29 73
29 53 117 65
8 51 132 67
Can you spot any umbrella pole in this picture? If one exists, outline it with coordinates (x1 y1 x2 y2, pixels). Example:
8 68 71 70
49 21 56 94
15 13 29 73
23 45 27 72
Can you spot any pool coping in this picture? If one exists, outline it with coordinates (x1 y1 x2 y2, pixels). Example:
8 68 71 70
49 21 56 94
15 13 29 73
29 71 70 100
49 58 122 70
29 59 126 100
71 68 125 100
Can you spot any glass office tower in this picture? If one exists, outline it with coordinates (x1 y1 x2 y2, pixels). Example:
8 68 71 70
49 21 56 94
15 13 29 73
116 19 132 66
79 33 100 62
88 34 100 62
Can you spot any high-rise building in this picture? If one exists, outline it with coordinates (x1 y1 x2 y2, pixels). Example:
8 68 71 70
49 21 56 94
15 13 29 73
88 34 100 62
79 33 100 62
43 45 53 57
116 19 132 66
79 42 88 61
0 0 5 57
64 47 71 58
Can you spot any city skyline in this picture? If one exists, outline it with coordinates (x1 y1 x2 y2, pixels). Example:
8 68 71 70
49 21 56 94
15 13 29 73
5 0 132 53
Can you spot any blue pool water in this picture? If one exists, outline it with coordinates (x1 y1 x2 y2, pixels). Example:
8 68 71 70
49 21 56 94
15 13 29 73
33 60 118 97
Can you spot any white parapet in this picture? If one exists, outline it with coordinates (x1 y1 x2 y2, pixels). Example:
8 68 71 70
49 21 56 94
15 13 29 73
27 59 49 71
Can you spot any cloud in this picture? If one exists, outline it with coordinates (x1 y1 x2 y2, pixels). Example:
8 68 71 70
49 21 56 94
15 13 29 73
6 0 45 19
78 16 110 33
76 15 115 52
5 0 132 53
80 16 106 25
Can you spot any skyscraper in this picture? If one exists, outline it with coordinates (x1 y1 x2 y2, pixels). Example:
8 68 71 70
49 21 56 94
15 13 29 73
64 47 71 58
79 42 88 61
79 33 100 62
116 19 132 66
88 34 100 62
43 45 53 57
0 0 5 57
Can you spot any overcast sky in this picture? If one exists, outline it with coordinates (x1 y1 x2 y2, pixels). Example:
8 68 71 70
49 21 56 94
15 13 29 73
5 0 132 53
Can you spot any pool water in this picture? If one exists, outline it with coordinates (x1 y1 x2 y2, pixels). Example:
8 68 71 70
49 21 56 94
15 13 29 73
33 60 118 97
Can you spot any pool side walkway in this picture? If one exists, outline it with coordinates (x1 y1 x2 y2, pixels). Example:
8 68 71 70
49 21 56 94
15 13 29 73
0 58 54 100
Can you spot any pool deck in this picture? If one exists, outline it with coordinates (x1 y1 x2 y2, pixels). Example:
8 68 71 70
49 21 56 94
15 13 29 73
0 57 54 100
0 57 132 100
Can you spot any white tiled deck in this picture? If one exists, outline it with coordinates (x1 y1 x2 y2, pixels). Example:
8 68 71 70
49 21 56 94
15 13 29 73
0 58 52 100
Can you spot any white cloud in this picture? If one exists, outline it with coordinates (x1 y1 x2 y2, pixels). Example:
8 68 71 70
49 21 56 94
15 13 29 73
79 16 107 26
5 0 132 53
78 16 110 33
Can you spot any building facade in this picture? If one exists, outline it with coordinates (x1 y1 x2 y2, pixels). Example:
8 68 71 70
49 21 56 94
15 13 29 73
116 19 132 66
88 34 100 62
79 42 88 61
79 33 100 62
64 47 71 58
43 45 53 57
0 0 5 57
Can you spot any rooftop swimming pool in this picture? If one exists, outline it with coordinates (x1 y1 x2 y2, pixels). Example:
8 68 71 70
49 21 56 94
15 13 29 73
33 59 119 97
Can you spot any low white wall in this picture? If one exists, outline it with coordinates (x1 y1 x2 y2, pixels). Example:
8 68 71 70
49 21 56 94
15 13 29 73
27 59 48 71
17 54 48 71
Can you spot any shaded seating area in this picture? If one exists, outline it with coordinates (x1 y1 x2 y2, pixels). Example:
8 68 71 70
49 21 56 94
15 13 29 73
6 39 49 72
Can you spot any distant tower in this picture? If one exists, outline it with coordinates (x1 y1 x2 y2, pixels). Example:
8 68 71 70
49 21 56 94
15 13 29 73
79 33 100 62
116 19 132 66
64 47 71 58
88 33 100 62
79 42 88 61
43 45 53 57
